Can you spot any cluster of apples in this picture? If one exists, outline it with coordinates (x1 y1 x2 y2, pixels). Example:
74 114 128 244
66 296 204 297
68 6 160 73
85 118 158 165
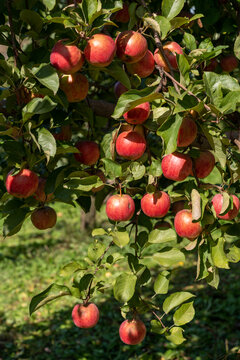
72 303 146 345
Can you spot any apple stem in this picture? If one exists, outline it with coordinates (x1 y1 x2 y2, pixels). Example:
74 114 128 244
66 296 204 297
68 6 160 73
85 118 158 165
119 183 122 196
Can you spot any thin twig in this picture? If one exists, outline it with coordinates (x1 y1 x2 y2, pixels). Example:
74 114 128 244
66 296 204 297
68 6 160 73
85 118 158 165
152 311 166 329
6 0 20 67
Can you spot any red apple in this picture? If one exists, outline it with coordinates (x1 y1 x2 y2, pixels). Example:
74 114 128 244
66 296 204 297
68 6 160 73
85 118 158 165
84 34 116 67
212 194 240 220
74 141 100 165
72 303 99 328
6 169 39 198
116 30 148 64
174 209 203 239
60 73 89 102
204 58 218 72
161 152 192 181
53 125 72 141
177 116 197 147
113 3 130 23
154 42 183 72
31 206 57 230
126 50 155 78
50 41 84 74
106 194 135 222
34 177 54 203
141 191 171 218
114 81 128 98
116 130 146 160
193 150 215 179
119 319 146 345
172 201 186 214
120 124 145 136
220 55 239 72
154 221 171 229
123 102 150 125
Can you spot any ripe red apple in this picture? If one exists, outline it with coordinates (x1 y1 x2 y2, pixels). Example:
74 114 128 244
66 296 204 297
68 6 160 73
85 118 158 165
154 221 171 229
119 319 146 345
6 169 39 198
204 58 218 72
120 124 145 136
60 73 89 102
154 42 183 72
220 55 239 72
72 303 99 328
172 201 186 214
112 3 130 23
50 41 84 74
161 152 192 181
141 191 171 218
116 30 148 63
34 177 54 203
177 116 198 147
126 50 155 78
116 130 146 160
106 194 135 222
114 81 128 98
212 194 240 220
84 34 116 67
193 150 215 179
91 170 106 193
74 141 100 165
31 206 57 230
174 209 203 239
53 125 72 141
123 102 150 125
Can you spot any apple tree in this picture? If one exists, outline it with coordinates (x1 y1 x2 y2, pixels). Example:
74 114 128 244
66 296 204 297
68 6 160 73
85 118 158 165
0 0 240 346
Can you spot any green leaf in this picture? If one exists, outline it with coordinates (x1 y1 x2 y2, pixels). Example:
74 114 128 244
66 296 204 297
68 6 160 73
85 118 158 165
29 283 71 315
110 229 130 247
153 248 185 267
148 159 162 177
227 246 240 263
151 320 168 334
166 327 186 345
157 114 182 154
163 291 195 314
88 242 105 262
92 228 107 237
173 301 195 326
183 32 197 51
234 34 240 60
22 96 57 122
60 261 87 277
37 128 56 161
40 0 56 10
82 0 102 25
66 176 103 192
32 64 59 94
177 54 190 85
154 272 170 294
130 162 145 180
211 238 229 269
113 273 137 303
101 158 122 178
148 228 177 244
128 2 138 30
162 0 185 20
206 267 219 289
20 10 43 33
101 62 131 89
219 91 240 114
155 15 171 40
3 208 29 237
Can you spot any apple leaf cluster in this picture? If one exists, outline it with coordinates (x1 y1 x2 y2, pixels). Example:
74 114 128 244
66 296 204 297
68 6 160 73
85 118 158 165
0 0 240 346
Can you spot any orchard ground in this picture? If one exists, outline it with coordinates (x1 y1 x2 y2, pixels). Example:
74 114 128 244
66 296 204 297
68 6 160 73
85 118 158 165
0 203 239 360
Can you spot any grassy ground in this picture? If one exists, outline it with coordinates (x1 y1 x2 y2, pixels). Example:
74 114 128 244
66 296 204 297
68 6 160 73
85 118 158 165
0 202 239 360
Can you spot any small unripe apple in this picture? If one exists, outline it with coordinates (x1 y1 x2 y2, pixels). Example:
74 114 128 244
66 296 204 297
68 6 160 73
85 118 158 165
141 191 171 218
6 169 39 198
123 102 150 125
126 50 155 78
72 303 99 328
60 73 89 102
212 194 240 220
50 41 84 74
154 221 171 229
193 150 215 179
220 55 239 72
116 30 148 64
177 116 197 147
34 177 54 203
84 34 116 67
172 201 186 214
161 152 192 181
74 141 100 165
114 81 128 98
174 209 202 239
112 3 130 23
116 130 146 160
204 58 218 72
106 194 135 222
154 42 183 72
31 206 57 230
53 125 72 141
119 319 146 345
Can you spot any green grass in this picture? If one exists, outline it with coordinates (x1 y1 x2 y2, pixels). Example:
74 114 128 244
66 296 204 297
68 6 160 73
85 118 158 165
0 202 239 360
